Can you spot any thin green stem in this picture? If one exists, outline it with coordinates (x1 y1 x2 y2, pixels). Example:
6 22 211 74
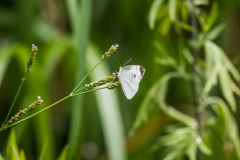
0 86 108 132
72 86 108 96
73 87 85 95
0 95 71 132
190 1 201 160
71 59 103 94
2 74 27 127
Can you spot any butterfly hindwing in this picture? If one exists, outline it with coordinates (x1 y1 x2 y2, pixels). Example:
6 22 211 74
119 76 137 99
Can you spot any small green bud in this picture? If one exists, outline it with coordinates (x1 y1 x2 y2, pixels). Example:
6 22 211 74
102 44 119 60
107 81 121 89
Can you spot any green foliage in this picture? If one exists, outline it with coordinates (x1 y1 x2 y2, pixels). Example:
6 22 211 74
56 145 69 160
132 0 240 159
0 0 240 160
1 129 70 160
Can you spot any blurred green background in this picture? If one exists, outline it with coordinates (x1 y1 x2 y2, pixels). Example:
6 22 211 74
0 0 240 160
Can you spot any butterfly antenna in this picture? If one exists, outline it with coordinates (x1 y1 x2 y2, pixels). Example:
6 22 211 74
123 58 132 66
113 56 122 67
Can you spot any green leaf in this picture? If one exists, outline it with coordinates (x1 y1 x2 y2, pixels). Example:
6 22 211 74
129 77 162 134
198 140 212 155
219 68 236 112
169 0 177 22
38 138 49 160
154 41 171 57
0 44 15 88
162 105 197 129
57 145 69 160
0 153 5 160
183 47 193 64
208 1 219 29
154 57 176 67
19 150 26 160
186 142 197 160
175 21 194 32
179 1 188 22
162 147 184 160
10 144 21 160
206 97 240 158
149 0 165 29
203 62 219 94
204 41 240 111
205 24 225 40
130 72 195 133
86 44 127 160
67 0 92 159
153 126 197 160
219 49 240 82
194 0 209 6
6 129 19 160
160 17 172 35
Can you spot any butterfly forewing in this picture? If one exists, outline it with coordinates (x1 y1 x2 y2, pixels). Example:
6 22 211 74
118 65 145 99
121 65 145 81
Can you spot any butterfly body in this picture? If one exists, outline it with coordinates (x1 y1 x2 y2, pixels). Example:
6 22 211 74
118 65 145 99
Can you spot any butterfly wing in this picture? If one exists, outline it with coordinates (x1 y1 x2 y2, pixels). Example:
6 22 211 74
119 76 137 99
118 65 145 99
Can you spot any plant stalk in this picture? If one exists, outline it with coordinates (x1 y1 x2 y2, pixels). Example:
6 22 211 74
0 86 108 132
190 1 201 160
2 74 27 127
71 59 102 94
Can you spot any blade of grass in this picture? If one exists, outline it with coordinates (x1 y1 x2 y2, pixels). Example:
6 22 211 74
0 44 15 88
66 0 92 159
86 44 127 160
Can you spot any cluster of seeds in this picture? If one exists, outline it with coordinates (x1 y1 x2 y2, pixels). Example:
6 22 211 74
5 96 43 127
107 81 121 89
102 44 119 60
25 44 38 74
85 75 117 90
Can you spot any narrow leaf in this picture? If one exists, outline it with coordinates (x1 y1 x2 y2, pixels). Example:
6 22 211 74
186 142 197 160
0 153 4 160
0 44 15 88
149 0 165 29
169 0 177 22
208 97 240 158
219 67 236 112
86 44 127 160
19 150 26 160
183 47 193 64
205 24 225 40
198 140 212 156
38 138 49 160
6 129 19 160
208 1 218 29
10 144 20 160
57 145 69 160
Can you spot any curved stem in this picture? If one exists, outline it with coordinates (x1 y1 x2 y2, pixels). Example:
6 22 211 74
2 74 26 127
71 59 103 94
190 1 201 160
73 86 108 96
0 86 108 132
73 87 85 95
0 95 71 132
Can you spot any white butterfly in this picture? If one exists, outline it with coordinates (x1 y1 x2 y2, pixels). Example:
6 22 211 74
118 65 145 99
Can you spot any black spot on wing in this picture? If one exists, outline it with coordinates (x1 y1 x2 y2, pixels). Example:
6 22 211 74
140 66 145 77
